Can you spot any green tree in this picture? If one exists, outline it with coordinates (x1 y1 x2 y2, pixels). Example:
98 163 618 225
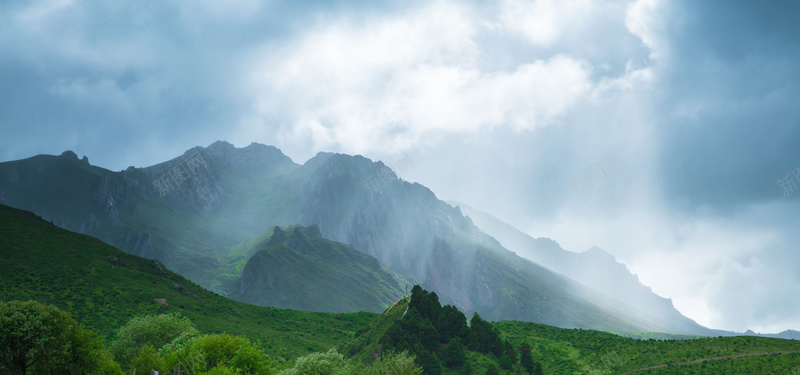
415 348 442 375
277 348 352 375
441 337 466 368
503 340 517 364
499 351 513 371
199 365 241 375
519 342 534 374
459 361 473 375
175 333 270 374
366 351 423 375
468 313 502 356
111 312 199 368
130 345 165 374
484 363 499 375
0 300 113 375
533 362 543 375
437 305 469 343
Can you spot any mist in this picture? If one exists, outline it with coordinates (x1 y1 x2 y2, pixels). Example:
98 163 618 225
2 0 800 332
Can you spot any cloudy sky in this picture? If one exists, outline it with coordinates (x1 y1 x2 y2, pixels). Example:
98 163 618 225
2 0 799 333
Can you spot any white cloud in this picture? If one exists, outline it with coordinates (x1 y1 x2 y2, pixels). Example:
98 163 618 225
500 0 595 46
240 1 595 155
625 0 671 61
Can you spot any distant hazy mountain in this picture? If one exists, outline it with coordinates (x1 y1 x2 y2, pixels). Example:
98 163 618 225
0 142 718 334
451 202 727 337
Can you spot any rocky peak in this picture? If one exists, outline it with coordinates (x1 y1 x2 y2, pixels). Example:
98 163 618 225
60 150 79 160
269 226 285 245
202 141 295 170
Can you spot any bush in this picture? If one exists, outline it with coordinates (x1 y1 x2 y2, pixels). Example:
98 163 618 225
131 344 166 374
111 312 199 368
277 348 353 375
199 365 242 375
0 300 117 374
175 334 270 375
366 351 423 375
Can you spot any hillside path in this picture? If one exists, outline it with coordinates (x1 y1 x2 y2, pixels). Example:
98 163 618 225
619 350 797 374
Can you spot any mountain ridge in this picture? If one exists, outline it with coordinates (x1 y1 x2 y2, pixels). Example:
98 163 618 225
0 141 724 335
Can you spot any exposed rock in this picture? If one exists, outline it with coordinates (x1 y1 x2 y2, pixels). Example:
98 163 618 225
269 226 285 244
150 259 174 280
154 298 168 305
107 255 125 266
80 155 89 165
174 283 188 295
60 150 78 160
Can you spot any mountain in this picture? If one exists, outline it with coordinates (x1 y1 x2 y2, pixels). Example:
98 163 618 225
0 203 374 364
6 202 800 374
0 142 713 333
452 202 726 337
234 225 413 313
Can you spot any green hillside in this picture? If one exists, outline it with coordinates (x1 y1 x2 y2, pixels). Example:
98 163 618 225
234 225 413 313
496 321 800 374
3 204 800 375
0 203 375 366
0 144 718 335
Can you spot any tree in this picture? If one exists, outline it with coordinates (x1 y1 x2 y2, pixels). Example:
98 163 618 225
533 362 543 375
499 351 513 371
519 343 534 374
366 351 423 375
0 300 112 375
415 348 442 375
111 312 199 368
130 345 165 374
441 337 466 368
437 305 469 343
468 313 502 356
503 340 517 364
459 361 474 375
484 363 499 375
173 333 270 374
278 348 352 375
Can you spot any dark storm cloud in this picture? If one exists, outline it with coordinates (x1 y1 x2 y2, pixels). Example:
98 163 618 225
654 0 800 210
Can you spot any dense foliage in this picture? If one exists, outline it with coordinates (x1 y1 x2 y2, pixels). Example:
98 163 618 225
0 300 120 375
380 285 541 374
111 314 271 374
278 348 422 375
110 312 199 367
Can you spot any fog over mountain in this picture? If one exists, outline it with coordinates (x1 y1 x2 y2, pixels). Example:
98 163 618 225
2 0 799 332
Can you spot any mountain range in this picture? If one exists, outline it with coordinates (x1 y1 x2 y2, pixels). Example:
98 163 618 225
0 141 762 336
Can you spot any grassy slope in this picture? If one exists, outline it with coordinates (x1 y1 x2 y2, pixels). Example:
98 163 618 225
235 225 414 313
0 204 375 367
341 298 411 363
496 321 800 374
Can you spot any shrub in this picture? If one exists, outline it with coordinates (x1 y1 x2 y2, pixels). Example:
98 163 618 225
366 351 423 375
178 334 270 375
111 312 199 367
277 348 353 375
0 300 117 375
